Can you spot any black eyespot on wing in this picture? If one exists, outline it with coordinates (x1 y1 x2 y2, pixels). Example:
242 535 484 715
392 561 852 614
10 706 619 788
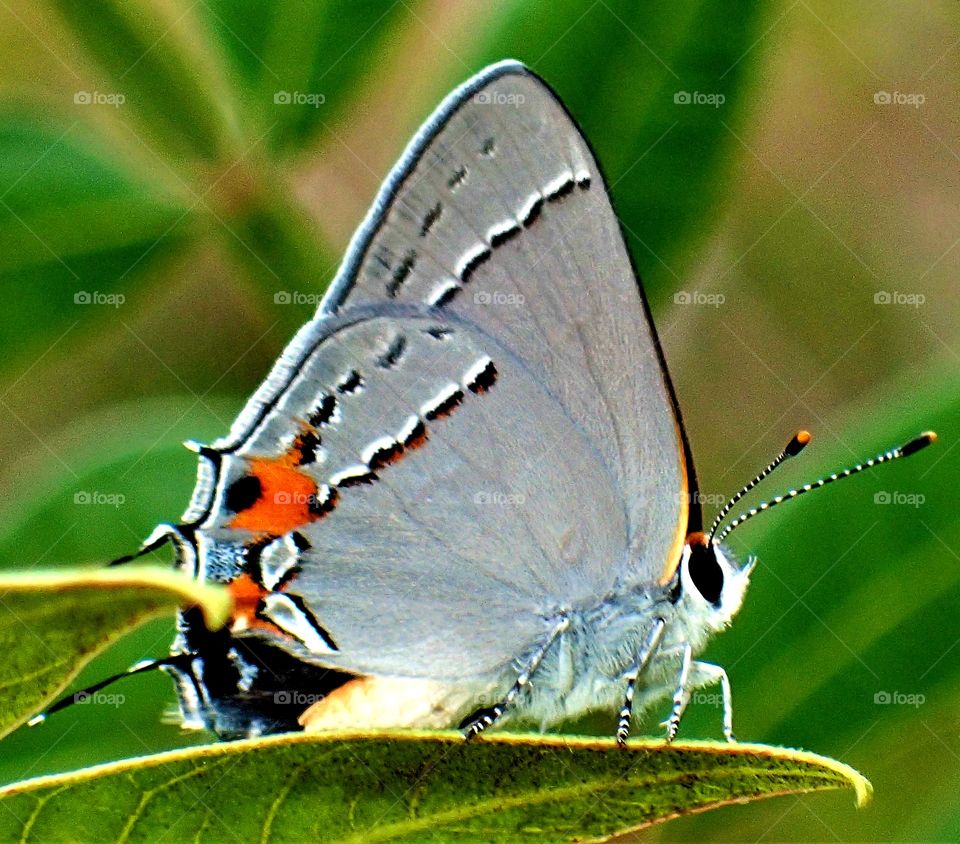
224 475 262 513
687 544 724 606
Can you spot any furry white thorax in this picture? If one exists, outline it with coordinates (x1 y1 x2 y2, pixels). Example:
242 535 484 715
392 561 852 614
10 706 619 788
300 541 755 735
500 541 754 730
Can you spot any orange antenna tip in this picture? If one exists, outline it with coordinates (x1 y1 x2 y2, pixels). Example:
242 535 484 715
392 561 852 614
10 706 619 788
902 431 937 457
786 430 812 457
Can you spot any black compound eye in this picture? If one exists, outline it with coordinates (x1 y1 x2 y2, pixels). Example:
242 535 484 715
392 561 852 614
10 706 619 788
688 544 724 605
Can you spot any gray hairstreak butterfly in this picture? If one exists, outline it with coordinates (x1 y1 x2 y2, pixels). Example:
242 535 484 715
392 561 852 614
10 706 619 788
35 60 936 744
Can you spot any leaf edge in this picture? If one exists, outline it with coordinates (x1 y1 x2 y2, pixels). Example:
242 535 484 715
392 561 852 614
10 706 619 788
0 729 872 809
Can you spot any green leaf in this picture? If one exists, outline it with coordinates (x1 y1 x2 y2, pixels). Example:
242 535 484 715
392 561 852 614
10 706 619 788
0 566 229 740
0 732 870 841
28 2 335 306
45 0 241 162
203 0 419 153
0 395 242 569
0 116 193 364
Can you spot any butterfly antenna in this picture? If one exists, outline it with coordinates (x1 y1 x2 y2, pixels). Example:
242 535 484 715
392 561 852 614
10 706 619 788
108 525 173 566
715 431 937 544
28 653 193 727
707 430 812 543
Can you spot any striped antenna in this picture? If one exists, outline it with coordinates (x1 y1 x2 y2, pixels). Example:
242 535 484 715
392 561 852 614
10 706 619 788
28 654 194 727
707 430 811 542
715 431 937 544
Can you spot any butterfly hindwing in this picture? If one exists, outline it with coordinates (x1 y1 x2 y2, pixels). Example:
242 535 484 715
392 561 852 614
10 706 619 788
197 311 627 679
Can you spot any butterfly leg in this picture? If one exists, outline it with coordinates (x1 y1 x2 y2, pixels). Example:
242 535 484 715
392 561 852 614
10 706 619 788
662 642 693 742
615 617 666 746
461 616 570 739
688 661 736 742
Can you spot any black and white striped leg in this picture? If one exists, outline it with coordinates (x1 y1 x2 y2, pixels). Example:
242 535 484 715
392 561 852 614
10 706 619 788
662 642 692 742
461 617 570 740
692 661 736 742
616 617 666 747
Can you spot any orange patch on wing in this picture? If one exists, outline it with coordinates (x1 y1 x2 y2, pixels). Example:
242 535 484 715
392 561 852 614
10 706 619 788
227 572 283 637
228 447 325 534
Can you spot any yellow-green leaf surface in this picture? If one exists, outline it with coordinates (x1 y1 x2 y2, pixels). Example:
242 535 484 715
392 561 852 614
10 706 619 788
0 731 870 842
0 566 229 740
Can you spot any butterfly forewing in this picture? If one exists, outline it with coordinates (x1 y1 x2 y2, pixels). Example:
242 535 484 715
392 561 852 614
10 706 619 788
322 63 693 583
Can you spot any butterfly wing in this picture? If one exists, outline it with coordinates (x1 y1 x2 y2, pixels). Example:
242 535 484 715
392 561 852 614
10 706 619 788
208 61 698 591
197 310 626 679
332 62 700 582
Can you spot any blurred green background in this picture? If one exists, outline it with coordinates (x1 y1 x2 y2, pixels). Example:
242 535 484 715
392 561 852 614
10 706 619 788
0 1 957 840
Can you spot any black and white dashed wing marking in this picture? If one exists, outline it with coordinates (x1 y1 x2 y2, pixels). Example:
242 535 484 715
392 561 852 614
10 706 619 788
307 62 692 584
193 313 626 679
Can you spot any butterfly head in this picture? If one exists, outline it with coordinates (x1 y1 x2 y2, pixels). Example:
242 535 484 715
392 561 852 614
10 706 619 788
674 430 937 632
676 531 754 632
